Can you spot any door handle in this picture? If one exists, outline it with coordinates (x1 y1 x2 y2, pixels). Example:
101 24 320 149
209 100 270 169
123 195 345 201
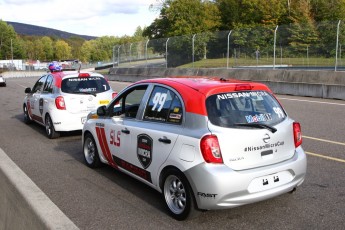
159 137 171 144
121 129 130 134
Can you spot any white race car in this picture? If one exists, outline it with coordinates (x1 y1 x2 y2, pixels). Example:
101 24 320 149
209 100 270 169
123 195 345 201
23 69 116 138
82 77 307 220
0 75 6 87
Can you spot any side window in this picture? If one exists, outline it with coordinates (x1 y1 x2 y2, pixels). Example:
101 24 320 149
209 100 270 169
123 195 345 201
110 85 148 118
43 75 53 93
32 76 47 93
144 86 183 124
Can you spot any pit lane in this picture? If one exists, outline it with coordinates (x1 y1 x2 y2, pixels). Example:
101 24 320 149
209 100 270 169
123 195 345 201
0 77 344 229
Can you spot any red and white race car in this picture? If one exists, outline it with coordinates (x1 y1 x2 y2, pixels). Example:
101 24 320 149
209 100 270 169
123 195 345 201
23 67 116 138
82 77 307 220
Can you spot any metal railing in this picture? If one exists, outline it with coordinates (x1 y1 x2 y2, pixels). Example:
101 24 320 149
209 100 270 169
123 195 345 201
112 20 345 71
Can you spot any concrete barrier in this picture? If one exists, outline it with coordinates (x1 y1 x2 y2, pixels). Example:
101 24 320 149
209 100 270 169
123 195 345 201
0 148 78 230
1 71 45 78
107 67 345 100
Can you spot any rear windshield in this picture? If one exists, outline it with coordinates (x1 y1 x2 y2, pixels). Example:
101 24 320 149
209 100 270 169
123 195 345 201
61 77 110 94
206 91 286 128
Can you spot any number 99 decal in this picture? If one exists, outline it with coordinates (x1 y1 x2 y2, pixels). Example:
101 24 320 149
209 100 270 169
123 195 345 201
152 92 167 112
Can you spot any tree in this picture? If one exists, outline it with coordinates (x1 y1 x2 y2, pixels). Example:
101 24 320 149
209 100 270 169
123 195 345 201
0 20 21 60
144 0 221 66
54 40 72 60
41 36 54 61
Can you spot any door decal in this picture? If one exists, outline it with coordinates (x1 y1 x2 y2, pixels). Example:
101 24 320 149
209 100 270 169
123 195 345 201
137 134 153 169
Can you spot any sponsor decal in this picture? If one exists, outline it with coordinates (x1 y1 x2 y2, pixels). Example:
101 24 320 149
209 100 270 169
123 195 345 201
79 88 96 92
173 107 180 113
245 113 272 123
96 122 105 127
197 192 217 199
244 141 285 152
99 100 109 105
68 77 101 82
137 134 153 169
112 155 152 183
169 113 182 120
217 91 268 100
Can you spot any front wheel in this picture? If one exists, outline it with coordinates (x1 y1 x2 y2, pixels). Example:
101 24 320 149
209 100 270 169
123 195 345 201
23 104 32 124
45 114 60 139
83 133 102 168
162 169 199 220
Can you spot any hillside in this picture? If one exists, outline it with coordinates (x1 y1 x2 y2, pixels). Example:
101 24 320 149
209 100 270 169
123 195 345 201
6 21 97 40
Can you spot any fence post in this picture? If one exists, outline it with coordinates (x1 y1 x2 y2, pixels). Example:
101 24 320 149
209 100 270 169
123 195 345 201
117 45 121 66
227 30 232 69
166 38 170 68
129 43 133 63
112 45 116 67
145 39 149 67
335 20 341 71
273 25 278 69
192 34 196 68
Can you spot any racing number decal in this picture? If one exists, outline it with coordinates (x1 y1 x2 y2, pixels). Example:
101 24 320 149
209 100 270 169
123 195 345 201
152 92 167 112
273 107 285 118
110 130 121 147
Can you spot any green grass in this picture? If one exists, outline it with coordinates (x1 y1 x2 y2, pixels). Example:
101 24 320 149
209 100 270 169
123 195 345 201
178 57 341 68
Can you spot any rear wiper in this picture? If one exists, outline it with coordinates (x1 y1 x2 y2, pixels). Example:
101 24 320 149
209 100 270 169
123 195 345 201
233 123 277 133
72 91 97 97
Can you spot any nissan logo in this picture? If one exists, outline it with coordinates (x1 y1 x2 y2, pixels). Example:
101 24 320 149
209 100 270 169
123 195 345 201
263 133 270 143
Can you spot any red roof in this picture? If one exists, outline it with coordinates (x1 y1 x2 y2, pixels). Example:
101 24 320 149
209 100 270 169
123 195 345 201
135 76 272 115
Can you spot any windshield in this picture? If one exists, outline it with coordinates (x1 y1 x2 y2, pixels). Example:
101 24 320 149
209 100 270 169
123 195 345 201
206 91 286 128
61 77 110 94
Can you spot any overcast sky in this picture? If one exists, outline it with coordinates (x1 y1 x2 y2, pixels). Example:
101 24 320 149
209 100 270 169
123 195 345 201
0 0 160 37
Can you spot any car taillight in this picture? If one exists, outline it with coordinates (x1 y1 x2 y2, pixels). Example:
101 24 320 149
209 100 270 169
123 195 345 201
200 135 223 164
293 122 302 147
55 96 66 110
112 92 118 98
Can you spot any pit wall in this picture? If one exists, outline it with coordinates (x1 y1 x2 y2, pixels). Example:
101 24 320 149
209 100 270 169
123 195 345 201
108 68 345 100
0 148 78 230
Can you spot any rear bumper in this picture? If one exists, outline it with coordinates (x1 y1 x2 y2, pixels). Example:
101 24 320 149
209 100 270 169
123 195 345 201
184 147 307 210
50 111 89 132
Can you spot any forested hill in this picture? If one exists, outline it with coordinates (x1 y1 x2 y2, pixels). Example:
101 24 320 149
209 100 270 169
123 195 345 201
6 21 97 40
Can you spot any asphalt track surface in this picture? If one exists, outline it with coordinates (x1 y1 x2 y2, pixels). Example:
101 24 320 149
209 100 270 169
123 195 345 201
0 77 344 229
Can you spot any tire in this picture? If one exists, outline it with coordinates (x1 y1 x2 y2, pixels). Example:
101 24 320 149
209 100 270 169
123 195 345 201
45 114 60 139
162 168 199 220
83 133 102 168
23 104 32 124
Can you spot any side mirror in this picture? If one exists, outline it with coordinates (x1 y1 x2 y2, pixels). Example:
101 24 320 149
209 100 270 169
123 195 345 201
25 87 31 94
97 105 107 116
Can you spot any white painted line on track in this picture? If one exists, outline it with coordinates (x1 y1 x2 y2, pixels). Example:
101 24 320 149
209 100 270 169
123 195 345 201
17 83 27 88
306 152 345 163
304 136 345 146
277 97 345 106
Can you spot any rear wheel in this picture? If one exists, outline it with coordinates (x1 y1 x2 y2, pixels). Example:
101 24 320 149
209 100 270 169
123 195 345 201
162 168 199 220
45 114 60 139
83 133 102 168
23 104 32 124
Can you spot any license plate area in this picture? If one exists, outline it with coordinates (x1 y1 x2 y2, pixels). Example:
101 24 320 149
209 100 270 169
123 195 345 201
248 171 293 193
